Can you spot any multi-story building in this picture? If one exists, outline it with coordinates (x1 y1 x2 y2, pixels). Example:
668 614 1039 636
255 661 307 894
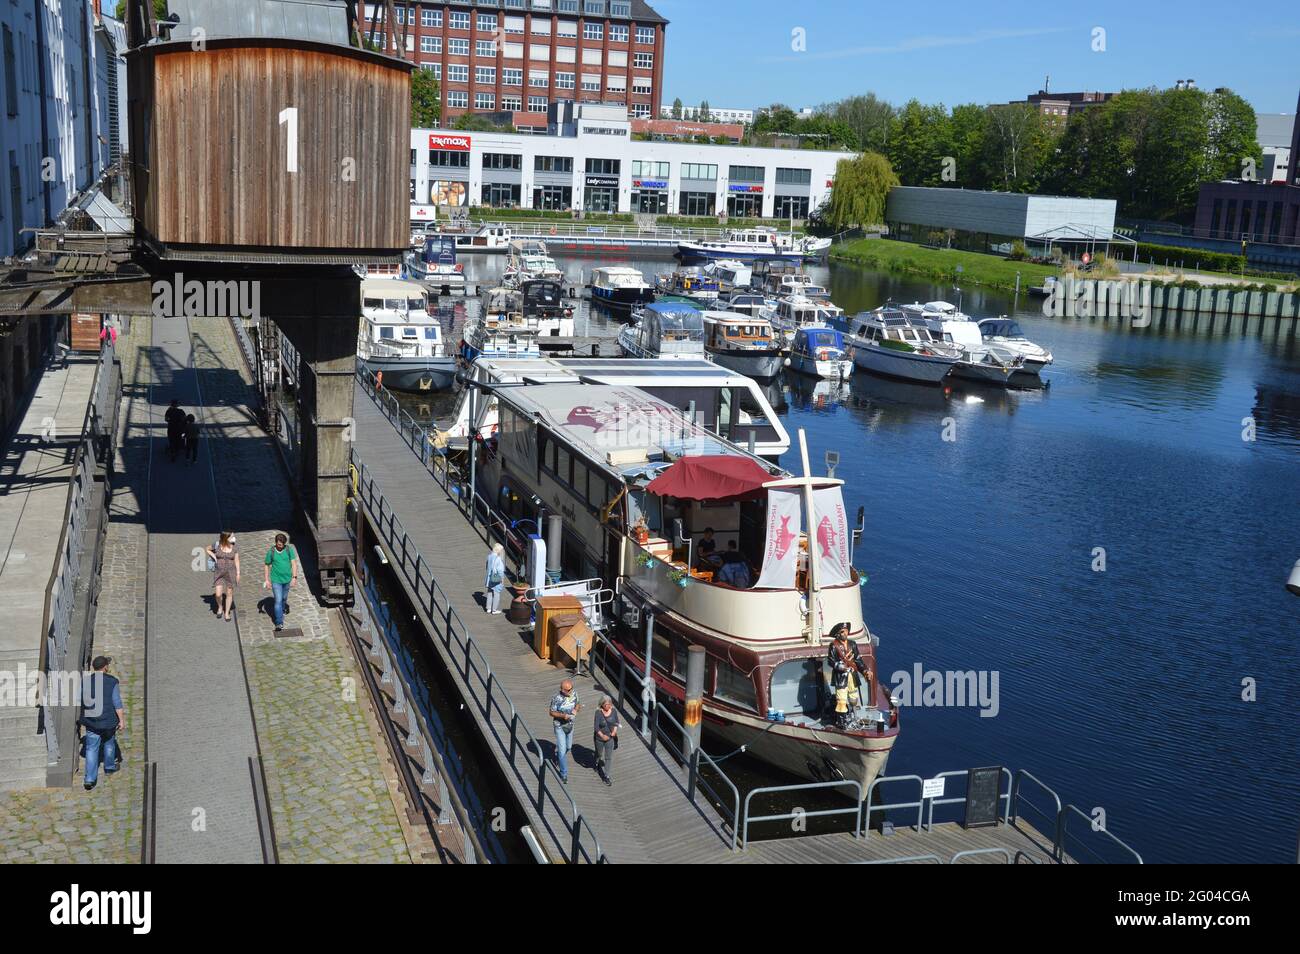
409 104 850 219
661 104 754 125
360 1 667 127
1022 89 1115 124
1 0 108 260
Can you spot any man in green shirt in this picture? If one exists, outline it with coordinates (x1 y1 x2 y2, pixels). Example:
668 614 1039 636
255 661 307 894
262 533 299 632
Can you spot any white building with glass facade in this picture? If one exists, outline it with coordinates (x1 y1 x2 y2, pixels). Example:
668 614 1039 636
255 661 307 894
410 105 851 220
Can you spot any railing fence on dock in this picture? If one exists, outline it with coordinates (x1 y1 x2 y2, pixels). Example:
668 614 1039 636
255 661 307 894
350 459 604 863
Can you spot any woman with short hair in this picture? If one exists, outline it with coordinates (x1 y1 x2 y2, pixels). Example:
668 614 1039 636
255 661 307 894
484 543 507 615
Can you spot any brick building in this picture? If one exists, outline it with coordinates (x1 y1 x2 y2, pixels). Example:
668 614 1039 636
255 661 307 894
361 1 667 126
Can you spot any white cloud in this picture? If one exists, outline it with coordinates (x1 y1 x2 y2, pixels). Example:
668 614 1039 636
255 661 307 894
763 25 1074 63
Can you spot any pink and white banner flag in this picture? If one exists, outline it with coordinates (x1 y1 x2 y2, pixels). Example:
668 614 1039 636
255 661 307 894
812 486 853 586
755 487 801 589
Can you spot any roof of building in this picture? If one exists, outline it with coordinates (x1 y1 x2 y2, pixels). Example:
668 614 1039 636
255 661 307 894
1256 113 1297 149
630 1 669 25
632 118 744 140
166 0 350 44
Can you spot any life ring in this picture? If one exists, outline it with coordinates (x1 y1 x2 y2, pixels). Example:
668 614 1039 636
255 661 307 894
550 226 557 236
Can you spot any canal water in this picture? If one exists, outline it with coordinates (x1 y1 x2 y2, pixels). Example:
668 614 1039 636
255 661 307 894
392 251 1299 863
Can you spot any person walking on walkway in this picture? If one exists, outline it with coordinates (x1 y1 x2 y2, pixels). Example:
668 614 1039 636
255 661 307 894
263 533 299 632
206 531 240 621
548 679 580 784
484 543 506 614
593 695 620 787
164 399 186 462
80 656 124 792
183 413 201 464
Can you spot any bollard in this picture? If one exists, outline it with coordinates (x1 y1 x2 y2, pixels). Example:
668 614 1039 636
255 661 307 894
683 645 705 760
641 611 656 740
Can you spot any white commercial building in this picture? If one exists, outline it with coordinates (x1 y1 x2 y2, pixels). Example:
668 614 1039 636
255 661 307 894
410 105 850 220
660 104 754 125
1 0 113 259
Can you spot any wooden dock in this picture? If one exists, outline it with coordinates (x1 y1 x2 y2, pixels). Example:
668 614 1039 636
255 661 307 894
349 380 1070 864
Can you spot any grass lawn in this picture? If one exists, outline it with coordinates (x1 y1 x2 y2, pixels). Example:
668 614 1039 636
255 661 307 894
830 238 1061 291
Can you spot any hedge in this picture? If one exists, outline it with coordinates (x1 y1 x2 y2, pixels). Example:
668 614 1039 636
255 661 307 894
1135 242 1246 273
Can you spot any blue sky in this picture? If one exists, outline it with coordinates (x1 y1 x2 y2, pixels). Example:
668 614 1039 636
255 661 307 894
654 0 1300 115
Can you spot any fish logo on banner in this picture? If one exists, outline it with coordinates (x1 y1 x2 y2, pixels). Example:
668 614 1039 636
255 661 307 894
813 486 852 586
756 487 801 589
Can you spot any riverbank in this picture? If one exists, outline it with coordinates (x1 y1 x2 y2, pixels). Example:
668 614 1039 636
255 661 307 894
830 238 1060 291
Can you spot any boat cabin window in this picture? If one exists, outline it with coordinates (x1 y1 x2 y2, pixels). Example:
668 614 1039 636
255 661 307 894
379 326 394 339
713 659 758 712
424 327 439 340
364 297 383 310
402 328 418 339
408 298 425 310
651 633 674 675
769 658 825 716
384 298 406 311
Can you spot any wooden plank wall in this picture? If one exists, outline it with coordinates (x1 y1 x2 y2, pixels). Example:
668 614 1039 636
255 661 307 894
139 45 409 252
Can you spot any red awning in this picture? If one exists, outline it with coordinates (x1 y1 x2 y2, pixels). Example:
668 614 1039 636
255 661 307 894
645 455 774 503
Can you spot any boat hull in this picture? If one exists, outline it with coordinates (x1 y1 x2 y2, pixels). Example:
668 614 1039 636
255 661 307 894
678 241 830 263
789 353 852 379
592 285 655 310
357 355 458 392
949 361 1018 386
707 348 785 379
851 344 957 384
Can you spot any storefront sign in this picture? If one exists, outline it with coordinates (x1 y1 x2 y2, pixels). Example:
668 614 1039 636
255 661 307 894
584 174 619 188
632 179 667 189
428 133 472 151
728 184 763 193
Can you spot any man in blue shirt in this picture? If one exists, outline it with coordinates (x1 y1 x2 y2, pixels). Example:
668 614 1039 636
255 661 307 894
80 656 124 791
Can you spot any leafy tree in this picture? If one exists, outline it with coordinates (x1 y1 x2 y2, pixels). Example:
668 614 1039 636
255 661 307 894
698 100 711 122
671 97 683 119
824 93 894 154
114 0 168 21
1206 88 1262 183
824 151 899 228
886 100 951 186
942 103 990 189
452 112 504 131
411 67 441 128
981 103 1051 192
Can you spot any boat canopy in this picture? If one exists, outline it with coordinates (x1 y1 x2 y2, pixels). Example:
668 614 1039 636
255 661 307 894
795 327 845 351
645 454 776 503
522 280 564 308
643 302 704 344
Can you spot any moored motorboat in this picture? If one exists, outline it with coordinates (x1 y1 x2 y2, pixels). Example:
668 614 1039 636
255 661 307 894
678 227 832 263
788 325 853 379
618 301 706 359
654 266 720 304
355 278 456 391
590 266 655 311
846 307 963 384
701 311 785 379
977 317 1054 373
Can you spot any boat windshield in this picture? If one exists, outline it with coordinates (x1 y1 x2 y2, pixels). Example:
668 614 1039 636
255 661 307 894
982 319 1024 337
801 329 843 350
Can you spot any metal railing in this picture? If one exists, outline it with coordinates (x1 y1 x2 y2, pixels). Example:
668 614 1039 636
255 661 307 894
585 629 741 849
351 460 604 863
1056 804 1144 865
741 779 863 849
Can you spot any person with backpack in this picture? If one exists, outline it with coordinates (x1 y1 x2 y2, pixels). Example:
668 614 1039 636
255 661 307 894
80 656 124 792
484 543 506 615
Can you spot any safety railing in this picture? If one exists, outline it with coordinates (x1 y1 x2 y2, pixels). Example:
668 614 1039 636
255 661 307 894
523 578 615 632
585 628 741 849
469 219 731 243
1010 769 1063 856
1057 804 1145 865
351 460 604 863
922 767 1013 831
741 780 863 849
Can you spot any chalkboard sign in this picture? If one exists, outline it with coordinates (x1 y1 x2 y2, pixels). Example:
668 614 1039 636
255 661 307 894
963 766 1003 829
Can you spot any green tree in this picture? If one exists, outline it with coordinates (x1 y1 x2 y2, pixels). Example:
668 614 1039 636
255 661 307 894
452 112 503 131
886 100 951 186
825 151 899 228
411 67 441 128
980 103 1051 192
114 0 168 20
824 93 894 154
698 100 711 122
671 97 683 119
1206 88 1262 184
941 103 990 189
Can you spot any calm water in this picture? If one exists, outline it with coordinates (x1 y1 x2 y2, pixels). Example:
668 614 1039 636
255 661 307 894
414 252 1300 863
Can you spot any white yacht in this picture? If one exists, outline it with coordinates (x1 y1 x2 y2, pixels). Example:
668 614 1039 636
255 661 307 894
846 307 963 384
701 311 784 379
678 227 832 262
590 266 655 311
788 325 853 379
355 278 456 391
407 235 467 294
618 302 706 360
977 317 1054 373
460 286 541 364
702 259 753 294
901 302 1027 386
475 385 897 791
503 239 564 288
770 295 847 348
724 292 776 320
445 357 791 457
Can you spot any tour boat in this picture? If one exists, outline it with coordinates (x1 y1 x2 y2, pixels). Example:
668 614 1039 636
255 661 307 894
472 385 897 792
406 235 467 294
503 239 565 288
846 307 963 384
678 227 832 263
618 301 706 360
787 325 853 379
355 278 456 392
701 311 785 380
654 266 720 304
590 266 655 311
445 357 791 458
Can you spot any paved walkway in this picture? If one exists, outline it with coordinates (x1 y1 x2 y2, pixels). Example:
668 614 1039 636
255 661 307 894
144 317 267 863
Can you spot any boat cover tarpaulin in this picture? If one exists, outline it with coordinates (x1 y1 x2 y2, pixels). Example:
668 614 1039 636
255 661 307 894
645 454 773 502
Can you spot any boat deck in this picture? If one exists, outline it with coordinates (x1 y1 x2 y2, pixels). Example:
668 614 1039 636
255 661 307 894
349 380 1067 865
